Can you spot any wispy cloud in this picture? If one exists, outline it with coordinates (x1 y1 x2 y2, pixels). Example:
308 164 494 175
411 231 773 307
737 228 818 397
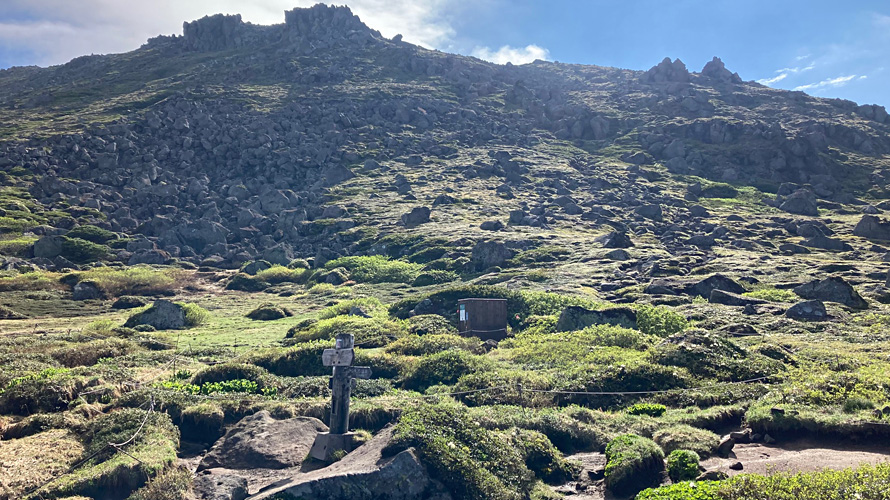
470 44 550 65
874 13 890 27
757 73 788 85
794 74 861 92
757 63 814 86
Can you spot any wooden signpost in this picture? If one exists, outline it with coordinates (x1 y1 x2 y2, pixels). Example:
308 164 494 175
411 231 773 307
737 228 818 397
309 333 372 460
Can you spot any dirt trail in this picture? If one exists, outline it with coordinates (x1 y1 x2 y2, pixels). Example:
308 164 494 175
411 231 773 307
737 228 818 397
559 438 890 500
701 437 890 476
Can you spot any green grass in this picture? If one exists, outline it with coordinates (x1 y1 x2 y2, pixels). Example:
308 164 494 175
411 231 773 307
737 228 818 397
70 266 183 296
323 255 424 284
604 434 664 495
743 287 798 302
0 235 37 256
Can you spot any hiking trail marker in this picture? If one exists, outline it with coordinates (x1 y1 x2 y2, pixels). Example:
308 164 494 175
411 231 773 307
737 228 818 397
309 333 372 460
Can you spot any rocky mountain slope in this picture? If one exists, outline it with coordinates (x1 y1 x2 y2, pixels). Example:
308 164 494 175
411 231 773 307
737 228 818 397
1 3 888 270
3 5 890 500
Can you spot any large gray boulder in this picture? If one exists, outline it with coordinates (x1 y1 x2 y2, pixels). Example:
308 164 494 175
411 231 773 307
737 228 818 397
400 207 430 227
785 300 828 321
193 474 249 500
556 305 637 331
124 299 187 329
853 215 890 241
689 274 746 298
32 235 64 259
251 427 451 500
793 277 868 309
199 411 328 471
779 189 818 216
470 240 515 270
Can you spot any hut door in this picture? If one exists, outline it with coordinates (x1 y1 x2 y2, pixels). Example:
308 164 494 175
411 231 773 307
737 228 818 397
459 303 467 331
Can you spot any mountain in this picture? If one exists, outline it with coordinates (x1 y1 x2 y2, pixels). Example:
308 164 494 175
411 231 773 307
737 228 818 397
4 6 890 500
1 3 888 270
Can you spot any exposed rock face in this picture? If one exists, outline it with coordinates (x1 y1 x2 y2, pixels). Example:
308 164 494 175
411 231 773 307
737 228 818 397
596 230 634 248
556 305 638 331
183 14 254 52
779 188 819 216
689 274 746 298
199 411 328 471
72 280 103 301
124 299 186 329
401 207 431 227
709 289 765 307
793 277 868 309
785 300 828 321
853 215 890 240
701 57 742 83
252 427 451 500
193 474 249 500
642 57 691 83
471 240 515 270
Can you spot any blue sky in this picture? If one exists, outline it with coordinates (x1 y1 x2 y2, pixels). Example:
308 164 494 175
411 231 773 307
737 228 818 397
0 1 887 106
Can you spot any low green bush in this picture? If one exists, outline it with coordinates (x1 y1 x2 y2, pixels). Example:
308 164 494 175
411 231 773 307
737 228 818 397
317 297 384 319
652 329 783 381
385 334 481 356
652 424 720 457
181 303 209 327
126 466 193 500
60 236 109 263
635 305 689 337
604 434 664 496
51 338 140 368
288 315 407 347
401 350 492 392
636 480 721 499
510 428 580 484
385 402 535 500
178 404 224 443
191 363 271 389
412 270 460 287
666 449 700 482
67 225 118 244
46 408 179 499
248 342 331 377
246 303 293 321
627 403 667 417
226 273 269 291
323 255 423 284
68 267 182 296
254 265 307 284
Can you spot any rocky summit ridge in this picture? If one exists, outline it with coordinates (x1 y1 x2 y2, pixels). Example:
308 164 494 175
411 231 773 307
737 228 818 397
0 3 888 270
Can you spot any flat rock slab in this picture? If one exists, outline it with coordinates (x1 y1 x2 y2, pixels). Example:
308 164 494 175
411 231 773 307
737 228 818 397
250 427 450 500
701 438 890 476
198 411 328 471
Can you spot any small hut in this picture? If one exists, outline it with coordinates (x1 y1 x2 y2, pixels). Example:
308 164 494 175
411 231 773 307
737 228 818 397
457 298 508 341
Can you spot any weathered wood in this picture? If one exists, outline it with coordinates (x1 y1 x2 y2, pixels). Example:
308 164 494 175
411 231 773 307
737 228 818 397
322 348 355 367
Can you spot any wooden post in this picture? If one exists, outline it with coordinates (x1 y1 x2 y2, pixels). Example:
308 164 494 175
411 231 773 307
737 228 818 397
310 333 372 460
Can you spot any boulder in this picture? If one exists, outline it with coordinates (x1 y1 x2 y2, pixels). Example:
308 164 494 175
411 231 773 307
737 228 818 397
596 230 634 248
793 277 868 309
709 289 766 307
112 296 149 309
253 427 449 500
801 235 853 252
128 249 170 265
717 435 735 457
479 220 505 231
321 164 355 186
193 474 248 500
556 305 637 331
33 235 65 259
400 207 431 227
785 300 828 321
779 189 818 216
72 280 103 301
689 274 746 298
701 56 742 83
634 204 663 221
246 303 293 321
471 240 515 270
124 299 187 329
853 215 890 241
199 411 328 471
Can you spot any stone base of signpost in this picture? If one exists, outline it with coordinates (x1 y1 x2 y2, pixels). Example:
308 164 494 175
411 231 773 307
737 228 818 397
309 432 357 461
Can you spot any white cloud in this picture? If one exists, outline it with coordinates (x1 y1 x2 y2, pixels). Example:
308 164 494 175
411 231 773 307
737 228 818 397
757 63 814 87
874 13 890 27
794 74 860 92
757 73 788 86
470 44 550 65
0 0 461 67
